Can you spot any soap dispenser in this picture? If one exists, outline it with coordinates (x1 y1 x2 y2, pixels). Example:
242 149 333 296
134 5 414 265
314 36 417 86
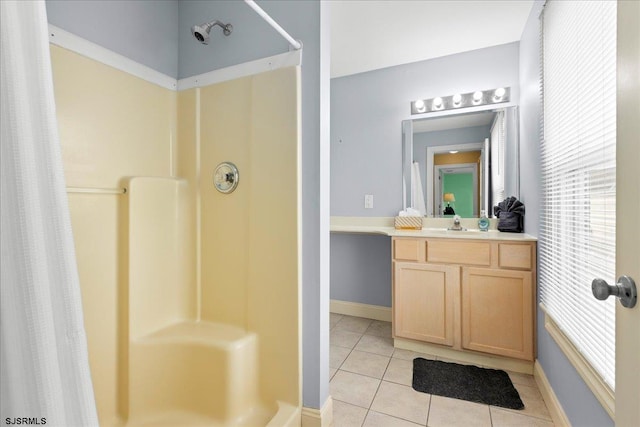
478 210 490 231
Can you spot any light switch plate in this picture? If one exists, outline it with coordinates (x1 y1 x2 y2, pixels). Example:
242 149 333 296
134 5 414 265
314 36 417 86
364 194 374 209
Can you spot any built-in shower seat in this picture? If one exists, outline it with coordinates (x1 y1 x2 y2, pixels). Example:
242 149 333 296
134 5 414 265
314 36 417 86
126 177 276 426
128 319 268 426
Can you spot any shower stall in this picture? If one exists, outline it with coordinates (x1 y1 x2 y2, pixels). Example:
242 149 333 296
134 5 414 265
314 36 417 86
51 8 302 424
124 68 301 426
124 63 301 427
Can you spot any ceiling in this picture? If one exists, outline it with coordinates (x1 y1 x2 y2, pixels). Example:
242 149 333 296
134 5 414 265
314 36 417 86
330 0 534 78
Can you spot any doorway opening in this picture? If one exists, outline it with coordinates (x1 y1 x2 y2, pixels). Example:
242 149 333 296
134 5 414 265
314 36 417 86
435 163 478 216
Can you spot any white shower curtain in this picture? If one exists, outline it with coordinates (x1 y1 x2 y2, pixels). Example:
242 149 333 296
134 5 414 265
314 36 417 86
0 1 98 426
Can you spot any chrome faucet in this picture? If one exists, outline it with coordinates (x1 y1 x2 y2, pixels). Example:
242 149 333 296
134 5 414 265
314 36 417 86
448 215 465 231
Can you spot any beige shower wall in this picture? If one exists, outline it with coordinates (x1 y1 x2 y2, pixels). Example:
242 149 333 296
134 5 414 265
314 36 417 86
53 42 300 422
199 78 252 326
245 68 301 406
178 67 301 406
51 45 177 426
52 46 176 188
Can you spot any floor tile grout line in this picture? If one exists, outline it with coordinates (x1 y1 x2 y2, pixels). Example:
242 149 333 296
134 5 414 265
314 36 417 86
367 366 387 411
335 331 365 371
377 351 394 384
489 402 494 427
424 391 432 427
493 406 553 422
331 341 384 426
370 377 433 426
490 406 556 425
349 347 395 357
332 397 371 413
339 363 391 381
337 358 413 385
370 410 427 427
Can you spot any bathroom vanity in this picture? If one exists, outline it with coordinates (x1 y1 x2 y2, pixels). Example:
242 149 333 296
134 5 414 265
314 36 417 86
331 216 537 372
393 235 535 360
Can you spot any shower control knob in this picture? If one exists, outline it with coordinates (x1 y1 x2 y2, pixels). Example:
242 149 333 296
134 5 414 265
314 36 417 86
213 162 239 194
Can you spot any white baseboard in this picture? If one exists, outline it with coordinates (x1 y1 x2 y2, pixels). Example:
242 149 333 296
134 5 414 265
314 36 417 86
330 300 392 322
301 396 333 427
534 360 571 427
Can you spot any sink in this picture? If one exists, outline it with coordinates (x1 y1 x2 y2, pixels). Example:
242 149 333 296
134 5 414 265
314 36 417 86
422 228 496 237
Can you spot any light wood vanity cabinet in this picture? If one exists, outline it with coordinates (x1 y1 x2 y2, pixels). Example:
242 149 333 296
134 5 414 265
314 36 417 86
394 262 458 346
392 237 536 362
461 267 533 360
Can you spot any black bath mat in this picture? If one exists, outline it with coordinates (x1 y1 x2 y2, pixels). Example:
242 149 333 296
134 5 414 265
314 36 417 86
412 358 524 410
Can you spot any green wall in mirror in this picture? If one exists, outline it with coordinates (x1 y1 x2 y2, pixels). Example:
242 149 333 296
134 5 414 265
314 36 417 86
442 173 474 217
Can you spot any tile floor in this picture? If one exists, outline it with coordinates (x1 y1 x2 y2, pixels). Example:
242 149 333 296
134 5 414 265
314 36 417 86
330 313 554 427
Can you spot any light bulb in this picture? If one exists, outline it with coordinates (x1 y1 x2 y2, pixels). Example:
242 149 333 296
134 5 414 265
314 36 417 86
493 87 506 102
449 150 459 154
452 94 462 106
414 99 426 112
473 91 483 104
433 97 443 109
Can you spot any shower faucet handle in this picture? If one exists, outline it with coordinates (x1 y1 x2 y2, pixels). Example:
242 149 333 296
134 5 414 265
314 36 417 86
213 162 239 194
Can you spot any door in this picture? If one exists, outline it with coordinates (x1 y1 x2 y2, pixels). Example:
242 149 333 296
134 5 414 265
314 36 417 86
615 2 639 425
461 268 534 361
393 262 458 346
434 164 480 218
436 164 478 217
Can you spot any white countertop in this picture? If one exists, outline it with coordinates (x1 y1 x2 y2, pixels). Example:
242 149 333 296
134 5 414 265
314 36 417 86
331 217 537 242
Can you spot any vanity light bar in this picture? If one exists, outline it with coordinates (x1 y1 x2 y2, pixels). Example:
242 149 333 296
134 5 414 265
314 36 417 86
411 87 510 115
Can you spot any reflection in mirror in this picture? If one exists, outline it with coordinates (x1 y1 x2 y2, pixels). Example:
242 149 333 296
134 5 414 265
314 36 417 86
402 107 519 218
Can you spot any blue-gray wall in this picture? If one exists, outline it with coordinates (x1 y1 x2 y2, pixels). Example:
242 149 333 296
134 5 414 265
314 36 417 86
178 1 301 79
518 2 613 426
331 234 392 307
331 42 520 218
46 0 330 411
46 0 179 78
330 43 519 310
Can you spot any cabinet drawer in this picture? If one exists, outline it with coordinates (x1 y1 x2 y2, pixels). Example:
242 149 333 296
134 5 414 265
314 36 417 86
393 239 422 261
498 243 533 270
427 240 490 266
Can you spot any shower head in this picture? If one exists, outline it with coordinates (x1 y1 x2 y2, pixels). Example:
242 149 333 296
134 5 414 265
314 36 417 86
191 20 233 45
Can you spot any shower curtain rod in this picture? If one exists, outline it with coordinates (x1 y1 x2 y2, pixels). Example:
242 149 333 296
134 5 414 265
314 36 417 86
244 0 302 50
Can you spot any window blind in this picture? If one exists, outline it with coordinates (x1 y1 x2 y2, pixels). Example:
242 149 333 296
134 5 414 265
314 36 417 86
490 110 505 206
540 0 617 389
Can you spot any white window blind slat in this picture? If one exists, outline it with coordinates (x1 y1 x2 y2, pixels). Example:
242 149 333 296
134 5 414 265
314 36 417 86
540 0 616 390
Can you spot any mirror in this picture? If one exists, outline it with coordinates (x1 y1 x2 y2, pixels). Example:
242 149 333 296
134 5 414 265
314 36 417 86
402 106 519 218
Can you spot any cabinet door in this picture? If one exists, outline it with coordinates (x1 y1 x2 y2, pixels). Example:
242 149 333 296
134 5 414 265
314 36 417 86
462 268 533 360
393 262 458 346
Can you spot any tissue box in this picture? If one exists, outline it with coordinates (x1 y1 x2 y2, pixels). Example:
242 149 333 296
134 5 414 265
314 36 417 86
394 216 423 230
